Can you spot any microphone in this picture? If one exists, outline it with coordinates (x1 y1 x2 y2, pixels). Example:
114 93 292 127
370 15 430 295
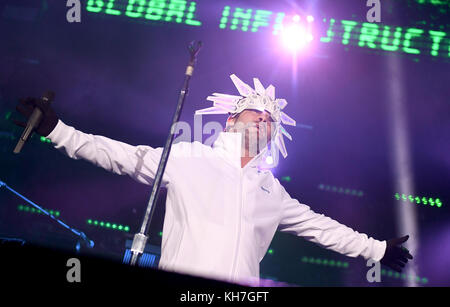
13 91 55 154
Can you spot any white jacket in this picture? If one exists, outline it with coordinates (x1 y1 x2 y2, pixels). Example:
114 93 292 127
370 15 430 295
46 119 386 285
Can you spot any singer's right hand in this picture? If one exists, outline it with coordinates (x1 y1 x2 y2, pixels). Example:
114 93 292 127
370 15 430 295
13 97 59 137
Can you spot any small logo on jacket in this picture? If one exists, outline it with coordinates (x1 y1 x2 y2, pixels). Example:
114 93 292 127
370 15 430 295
261 186 270 194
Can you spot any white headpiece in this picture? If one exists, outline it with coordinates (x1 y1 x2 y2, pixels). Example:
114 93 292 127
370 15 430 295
195 74 296 158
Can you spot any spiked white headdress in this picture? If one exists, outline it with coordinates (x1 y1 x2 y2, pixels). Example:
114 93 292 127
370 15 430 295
195 74 296 158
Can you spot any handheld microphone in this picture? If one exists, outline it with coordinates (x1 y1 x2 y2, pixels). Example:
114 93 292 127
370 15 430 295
13 91 55 154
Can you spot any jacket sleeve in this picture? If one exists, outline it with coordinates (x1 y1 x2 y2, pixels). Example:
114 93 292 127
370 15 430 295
46 119 172 186
276 180 386 261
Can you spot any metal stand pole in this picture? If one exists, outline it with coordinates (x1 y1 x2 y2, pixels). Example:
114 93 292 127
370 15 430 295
129 41 202 266
0 180 94 249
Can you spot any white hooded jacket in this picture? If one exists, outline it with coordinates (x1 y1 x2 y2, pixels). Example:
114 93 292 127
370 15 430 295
46 119 387 285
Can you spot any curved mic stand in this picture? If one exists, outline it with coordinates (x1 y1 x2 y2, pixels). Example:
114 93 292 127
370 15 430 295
128 40 203 266
0 180 95 250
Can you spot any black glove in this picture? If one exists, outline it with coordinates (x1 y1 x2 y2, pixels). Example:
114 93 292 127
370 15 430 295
380 235 413 272
13 96 59 137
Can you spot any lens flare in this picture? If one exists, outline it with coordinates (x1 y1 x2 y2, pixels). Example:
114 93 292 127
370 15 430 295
281 23 313 51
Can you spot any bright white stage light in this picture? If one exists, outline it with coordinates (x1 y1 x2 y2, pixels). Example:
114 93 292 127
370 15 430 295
265 156 274 165
281 23 313 51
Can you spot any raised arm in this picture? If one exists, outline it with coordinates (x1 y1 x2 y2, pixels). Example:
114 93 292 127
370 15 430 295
276 180 386 261
45 119 171 186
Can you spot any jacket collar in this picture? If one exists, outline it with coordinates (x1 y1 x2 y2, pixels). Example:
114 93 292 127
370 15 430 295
212 131 269 170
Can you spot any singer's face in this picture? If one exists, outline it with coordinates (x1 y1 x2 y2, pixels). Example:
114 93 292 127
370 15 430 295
226 109 274 153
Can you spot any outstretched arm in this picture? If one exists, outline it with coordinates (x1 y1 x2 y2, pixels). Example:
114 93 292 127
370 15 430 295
46 119 172 186
14 96 172 186
276 180 386 262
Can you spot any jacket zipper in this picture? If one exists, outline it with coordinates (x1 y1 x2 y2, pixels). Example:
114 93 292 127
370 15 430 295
231 168 244 281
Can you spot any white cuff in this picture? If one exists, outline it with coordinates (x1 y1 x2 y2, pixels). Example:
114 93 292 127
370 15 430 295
371 240 387 262
45 119 69 142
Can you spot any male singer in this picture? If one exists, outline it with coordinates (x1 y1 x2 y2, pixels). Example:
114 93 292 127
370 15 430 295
13 74 412 285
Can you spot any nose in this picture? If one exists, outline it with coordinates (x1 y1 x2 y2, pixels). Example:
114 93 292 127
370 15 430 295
257 111 270 122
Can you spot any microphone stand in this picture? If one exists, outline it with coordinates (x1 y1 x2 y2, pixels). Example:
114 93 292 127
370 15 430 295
0 180 95 250
128 40 202 266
